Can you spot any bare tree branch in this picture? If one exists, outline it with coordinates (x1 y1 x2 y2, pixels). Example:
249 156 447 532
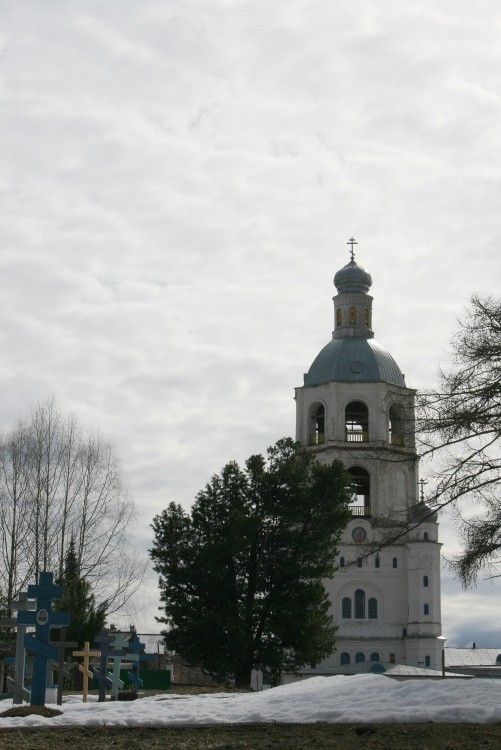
0 398 146 615
415 295 501 586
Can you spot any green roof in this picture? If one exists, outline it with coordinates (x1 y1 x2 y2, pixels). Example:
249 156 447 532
304 337 406 387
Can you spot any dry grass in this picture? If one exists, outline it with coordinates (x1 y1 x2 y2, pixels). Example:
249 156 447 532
0 705 62 718
1 722 501 750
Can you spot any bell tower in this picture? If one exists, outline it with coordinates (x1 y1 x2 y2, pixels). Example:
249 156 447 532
294 244 444 673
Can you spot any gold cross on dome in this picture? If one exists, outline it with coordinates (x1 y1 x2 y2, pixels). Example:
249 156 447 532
347 237 357 260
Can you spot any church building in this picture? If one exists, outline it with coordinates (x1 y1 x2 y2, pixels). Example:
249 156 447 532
294 245 444 673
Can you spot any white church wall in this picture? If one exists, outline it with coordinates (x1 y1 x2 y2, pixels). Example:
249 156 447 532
289 251 444 678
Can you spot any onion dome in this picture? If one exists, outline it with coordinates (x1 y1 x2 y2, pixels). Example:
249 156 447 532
408 501 438 524
334 259 372 294
303 241 406 387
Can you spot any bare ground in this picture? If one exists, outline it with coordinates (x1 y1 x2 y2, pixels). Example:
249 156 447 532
1 722 501 750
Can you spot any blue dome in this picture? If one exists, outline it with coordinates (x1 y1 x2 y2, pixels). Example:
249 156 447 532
409 501 438 524
304 337 405 387
334 260 372 294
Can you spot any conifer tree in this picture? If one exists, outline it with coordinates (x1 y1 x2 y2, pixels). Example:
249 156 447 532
56 538 107 647
150 438 352 688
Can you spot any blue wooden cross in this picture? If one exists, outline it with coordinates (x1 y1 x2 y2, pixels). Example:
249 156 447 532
17 572 70 706
93 630 127 702
107 632 131 700
127 634 155 692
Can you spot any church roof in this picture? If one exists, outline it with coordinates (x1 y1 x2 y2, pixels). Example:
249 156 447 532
304 336 406 387
408 500 438 524
334 258 372 294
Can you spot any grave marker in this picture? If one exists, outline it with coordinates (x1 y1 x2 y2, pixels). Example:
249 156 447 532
93 631 126 702
1 592 36 703
72 642 101 703
107 632 130 699
17 572 70 706
50 628 77 705
127 634 156 692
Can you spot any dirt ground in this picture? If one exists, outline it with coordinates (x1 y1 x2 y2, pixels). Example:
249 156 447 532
1 722 501 750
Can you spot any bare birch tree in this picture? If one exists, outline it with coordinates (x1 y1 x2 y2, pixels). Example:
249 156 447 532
72 432 144 612
0 399 146 614
0 419 33 613
27 398 65 577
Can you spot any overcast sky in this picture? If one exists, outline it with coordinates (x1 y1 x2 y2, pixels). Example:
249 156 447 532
1 1 500 645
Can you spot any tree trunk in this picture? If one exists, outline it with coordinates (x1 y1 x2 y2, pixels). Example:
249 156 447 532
234 665 252 690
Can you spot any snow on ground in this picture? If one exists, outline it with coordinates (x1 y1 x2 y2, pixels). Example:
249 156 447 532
2 675 501 727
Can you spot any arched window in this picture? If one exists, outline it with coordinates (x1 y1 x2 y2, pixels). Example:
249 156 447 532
342 597 352 618
392 557 398 569
348 467 370 511
355 652 365 663
340 652 350 665
423 575 429 587
425 655 431 668
375 556 380 569
349 307 357 325
309 403 325 445
423 532 429 541
340 556 345 568
389 403 405 446
424 603 430 615
357 556 363 568
345 402 369 442
354 589 365 619
336 308 342 327
370 652 380 662
368 597 378 619
363 308 370 326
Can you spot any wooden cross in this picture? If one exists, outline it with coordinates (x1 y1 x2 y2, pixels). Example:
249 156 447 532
72 641 101 703
49 628 78 705
93 631 127 702
108 632 130 700
7 592 36 704
18 572 71 706
127 634 155 693
0 615 18 701
347 237 358 261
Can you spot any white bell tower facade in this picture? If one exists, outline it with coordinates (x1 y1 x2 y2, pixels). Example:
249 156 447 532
294 248 444 672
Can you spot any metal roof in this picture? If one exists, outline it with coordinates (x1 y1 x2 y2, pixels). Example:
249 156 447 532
444 648 501 667
296 663 469 678
304 337 406 387
334 259 372 294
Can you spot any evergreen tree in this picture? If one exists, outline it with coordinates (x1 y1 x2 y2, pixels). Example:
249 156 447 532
56 538 107 647
63 537 80 580
150 437 352 688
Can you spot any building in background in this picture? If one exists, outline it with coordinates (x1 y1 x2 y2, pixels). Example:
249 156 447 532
293 246 444 674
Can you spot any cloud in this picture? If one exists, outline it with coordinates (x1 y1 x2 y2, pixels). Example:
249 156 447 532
0 0 500 636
